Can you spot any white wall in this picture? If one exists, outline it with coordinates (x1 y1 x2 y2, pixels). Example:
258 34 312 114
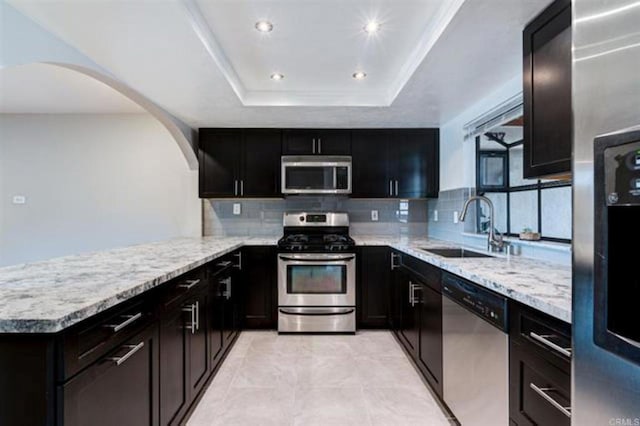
439 75 522 190
0 114 200 266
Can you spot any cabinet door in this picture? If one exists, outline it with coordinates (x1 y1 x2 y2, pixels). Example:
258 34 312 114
523 0 572 178
351 130 392 198
241 246 277 329
208 280 225 369
188 292 209 398
510 338 571 426
417 283 443 397
315 130 351 155
199 129 242 197
358 247 391 328
159 305 189 425
398 270 419 356
393 129 439 199
390 258 403 333
242 130 282 197
61 326 159 426
282 130 316 155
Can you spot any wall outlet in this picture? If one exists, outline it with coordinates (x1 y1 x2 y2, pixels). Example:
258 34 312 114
371 210 379 221
453 211 459 224
433 210 438 222
233 203 241 215
12 195 26 205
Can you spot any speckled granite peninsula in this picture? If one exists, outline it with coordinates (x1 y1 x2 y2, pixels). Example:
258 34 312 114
0 236 571 333
0 237 277 333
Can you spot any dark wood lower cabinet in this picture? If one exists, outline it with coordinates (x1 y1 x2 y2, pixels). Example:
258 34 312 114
60 325 159 426
159 299 190 425
357 247 391 328
417 283 443 396
390 251 443 399
241 246 277 329
188 290 209 400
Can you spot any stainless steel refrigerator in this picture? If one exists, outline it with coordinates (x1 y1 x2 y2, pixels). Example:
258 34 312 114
573 0 640 424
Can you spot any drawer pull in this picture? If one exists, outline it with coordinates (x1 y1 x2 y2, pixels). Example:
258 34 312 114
529 383 571 418
216 261 232 267
182 304 196 334
178 279 201 290
107 342 144 366
530 332 572 358
104 312 142 333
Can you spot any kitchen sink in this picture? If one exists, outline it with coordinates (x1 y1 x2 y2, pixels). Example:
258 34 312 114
419 247 494 258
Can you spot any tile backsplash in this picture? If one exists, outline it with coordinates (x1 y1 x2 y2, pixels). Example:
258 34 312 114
426 188 477 244
203 198 429 237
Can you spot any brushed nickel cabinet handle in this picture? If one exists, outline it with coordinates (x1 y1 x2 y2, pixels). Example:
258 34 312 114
530 332 572 358
529 383 571 418
234 180 238 196
107 342 144 366
234 252 242 269
182 303 196 333
104 312 142 333
395 180 399 197
178 279 201 290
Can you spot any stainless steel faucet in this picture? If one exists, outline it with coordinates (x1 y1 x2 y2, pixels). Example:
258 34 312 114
459 195 505 252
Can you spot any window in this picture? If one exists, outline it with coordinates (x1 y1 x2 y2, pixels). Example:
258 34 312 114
474 117 572 243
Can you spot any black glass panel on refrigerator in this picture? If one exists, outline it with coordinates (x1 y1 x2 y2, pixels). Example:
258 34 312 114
606 206 640 343
594 132 640 364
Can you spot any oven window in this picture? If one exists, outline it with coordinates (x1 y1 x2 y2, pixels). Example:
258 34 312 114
285 167 334 190
287 265 347 294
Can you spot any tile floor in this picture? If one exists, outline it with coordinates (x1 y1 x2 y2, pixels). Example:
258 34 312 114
187 331 455 425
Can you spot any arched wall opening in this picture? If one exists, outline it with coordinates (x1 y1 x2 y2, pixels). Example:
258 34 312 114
0 63 201 267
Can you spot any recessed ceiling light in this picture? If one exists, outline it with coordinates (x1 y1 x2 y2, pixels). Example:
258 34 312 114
255 21 273 32
271 73 284 81
352 71 367 80
363 21 381 34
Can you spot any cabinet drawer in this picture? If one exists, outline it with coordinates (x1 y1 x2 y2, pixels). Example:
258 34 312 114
510 302 571 363
398 252 441 292
160 268 206 310
59 325 159 426
60 297 154 381
510 338 571 425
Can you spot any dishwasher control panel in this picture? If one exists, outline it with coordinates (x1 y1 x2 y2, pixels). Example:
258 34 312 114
442 272 508 332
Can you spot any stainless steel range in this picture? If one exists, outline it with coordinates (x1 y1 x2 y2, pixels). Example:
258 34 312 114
277 212 356 333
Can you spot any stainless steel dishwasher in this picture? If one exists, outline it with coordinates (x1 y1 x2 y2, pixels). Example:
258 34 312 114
442 272 509 426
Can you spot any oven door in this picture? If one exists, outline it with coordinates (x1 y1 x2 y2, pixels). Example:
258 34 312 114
278 253 356 307
281 156 352 195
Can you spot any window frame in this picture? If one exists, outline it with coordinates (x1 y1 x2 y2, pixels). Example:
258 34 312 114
475 136 572 243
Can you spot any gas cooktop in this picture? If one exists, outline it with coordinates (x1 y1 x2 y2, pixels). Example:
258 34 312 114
277 212 356 253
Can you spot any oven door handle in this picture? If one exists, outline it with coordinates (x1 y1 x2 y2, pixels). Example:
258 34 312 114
279 308 355 316
278 256 355 262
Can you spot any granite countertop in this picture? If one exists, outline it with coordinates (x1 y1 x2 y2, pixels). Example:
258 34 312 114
0 235 571 334
0 237 278 333
354 236 572 323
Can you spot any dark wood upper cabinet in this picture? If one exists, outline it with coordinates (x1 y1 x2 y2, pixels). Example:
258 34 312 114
523 0 572 179
242 130 282 197
392 129 439 198
352 129 439 198
282 129 351 155
351 130 392 198
199 129 282 198
199 129 241 198
199 127 437 199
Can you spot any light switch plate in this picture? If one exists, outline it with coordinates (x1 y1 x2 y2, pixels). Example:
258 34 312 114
12 195 26 205
233 203 241 215
453 211 459 224
371 210 379 221
433 210 438 222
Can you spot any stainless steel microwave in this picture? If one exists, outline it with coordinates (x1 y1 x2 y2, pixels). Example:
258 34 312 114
281 156 352 195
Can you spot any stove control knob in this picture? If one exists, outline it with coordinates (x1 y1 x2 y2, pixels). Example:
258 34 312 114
299 216 305 222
